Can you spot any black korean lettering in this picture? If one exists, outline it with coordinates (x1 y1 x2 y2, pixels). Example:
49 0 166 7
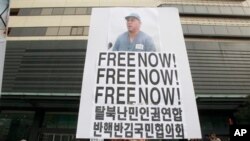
129 107 138 121
106 106 116 120
103 122 113 137
140 107 150 121
175 124 184 138
155 123 164 138
117 107 127 120
93 122 103 137
165 123 174 138
124 123 133 138
151 107 160 121
161 107 171 121
134 123 143 138
172 108 182 122
145 123 154 138
114 123 123 137
95 106 105 120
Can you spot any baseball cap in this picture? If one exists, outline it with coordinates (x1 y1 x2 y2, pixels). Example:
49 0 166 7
125 13 141 21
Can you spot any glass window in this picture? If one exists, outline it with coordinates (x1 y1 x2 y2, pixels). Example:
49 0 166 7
195 6 208 14
207 6 220 14
231 7 245 15
181 25 188 34
171 5 183 13
8 28 23 36
158 4 166 7
183 5 195 13
193 41 219 48
33 27 47 36
214 25 228 35
43 113 77 129
41 8 53 15
46 27 59 36
10 8 20 16
83 27 89 36
21 27 34 36
187 25 202 34
30 8 42 15
75 8 87 15
58 27 71 36
86 8 92 15
219 7 233 15
227 26 241 36
77 27 84 35
239 26 250 36
71 27 84 35
201 25 215 35
64 8 76 15
71 27 78 35
52 8 64 15
185 41 193 49
18 9 31 16
243 7 250 15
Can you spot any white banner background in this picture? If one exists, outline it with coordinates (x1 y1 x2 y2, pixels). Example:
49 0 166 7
77 8 201 139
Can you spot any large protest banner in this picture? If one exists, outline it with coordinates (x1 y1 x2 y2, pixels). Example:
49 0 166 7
77 8 201 139
0 38 6 97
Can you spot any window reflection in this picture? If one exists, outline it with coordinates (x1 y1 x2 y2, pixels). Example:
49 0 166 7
195 6 208 14
214 26 228 35
158 4 250 16
8 26 89 36
231 7 245 15
10 7 92 16
0 112 34 141
43 113 77 129
41 8 53 15
183 5 195 13
207 6 220 14
201 25 215 35
227 26 241 36
52 8 64 15
46 27 60 36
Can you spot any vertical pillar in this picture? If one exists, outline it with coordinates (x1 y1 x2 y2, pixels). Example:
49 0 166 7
28 109 44 141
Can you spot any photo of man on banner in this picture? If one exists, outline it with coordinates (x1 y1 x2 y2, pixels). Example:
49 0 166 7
112 13 156 52
108 9 161 52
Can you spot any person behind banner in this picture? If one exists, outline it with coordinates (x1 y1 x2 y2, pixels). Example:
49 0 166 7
209 133 221 141
112 13 156 52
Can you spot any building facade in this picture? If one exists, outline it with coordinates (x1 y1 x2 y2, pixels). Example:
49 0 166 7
0 0 250 141
0 0 8 98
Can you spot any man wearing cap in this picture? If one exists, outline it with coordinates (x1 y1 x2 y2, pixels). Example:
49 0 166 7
112 13 156 52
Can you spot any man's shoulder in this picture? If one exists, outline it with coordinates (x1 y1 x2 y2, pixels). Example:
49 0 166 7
139 31 152 39
117 32 128 39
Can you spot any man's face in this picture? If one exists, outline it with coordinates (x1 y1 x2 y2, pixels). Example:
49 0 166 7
126 17 141 33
